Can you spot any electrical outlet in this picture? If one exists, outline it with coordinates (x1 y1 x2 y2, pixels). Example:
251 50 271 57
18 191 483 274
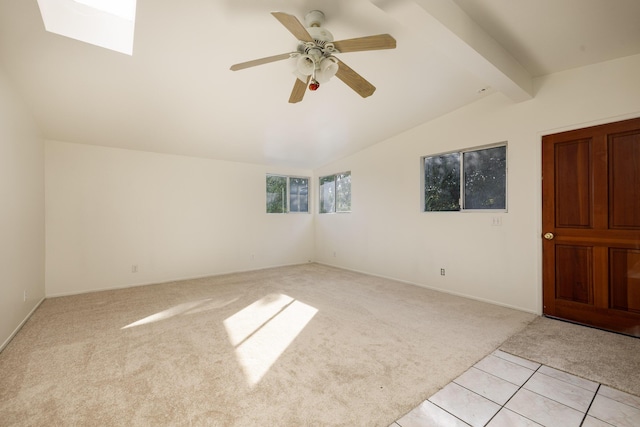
132 265 138 273
333 251 337 257
440 268 446 276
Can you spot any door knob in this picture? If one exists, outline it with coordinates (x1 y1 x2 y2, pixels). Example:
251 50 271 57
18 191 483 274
544 232 554 240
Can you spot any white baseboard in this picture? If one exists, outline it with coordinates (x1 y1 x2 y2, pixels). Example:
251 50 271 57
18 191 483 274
45 262 311 298
0 297 45 353
316 261 540 315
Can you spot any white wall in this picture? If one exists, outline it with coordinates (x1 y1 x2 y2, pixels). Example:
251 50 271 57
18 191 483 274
0 67 45 350
314 54 640 313
45 142 314 296
18 53 640 320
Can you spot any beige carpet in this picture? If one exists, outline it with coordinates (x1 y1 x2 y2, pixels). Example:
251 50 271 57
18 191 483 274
500 316 640 397
0 263 535 426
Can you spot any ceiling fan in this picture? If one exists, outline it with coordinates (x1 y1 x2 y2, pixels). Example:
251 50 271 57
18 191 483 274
230 10 396 103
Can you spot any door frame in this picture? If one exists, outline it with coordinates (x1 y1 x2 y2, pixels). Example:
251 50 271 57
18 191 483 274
537 113 640 317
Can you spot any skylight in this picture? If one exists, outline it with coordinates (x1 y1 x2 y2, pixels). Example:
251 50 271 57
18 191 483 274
37 0 137 55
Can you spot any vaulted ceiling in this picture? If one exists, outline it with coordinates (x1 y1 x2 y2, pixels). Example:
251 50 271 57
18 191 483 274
1 0 639 169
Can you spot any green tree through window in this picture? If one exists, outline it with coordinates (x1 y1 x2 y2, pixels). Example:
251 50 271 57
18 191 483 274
319 172 351 213
289 177 309 213
464 146 506 209
266 175 287 213
425 153 460 211
424 145 506 211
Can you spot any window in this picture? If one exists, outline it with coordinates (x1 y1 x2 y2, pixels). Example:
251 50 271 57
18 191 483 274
289 177 309 213
423 144 506 212
266 175 309 213
319 172 351 213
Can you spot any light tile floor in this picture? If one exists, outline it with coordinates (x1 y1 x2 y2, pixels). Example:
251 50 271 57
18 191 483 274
390 350 640 427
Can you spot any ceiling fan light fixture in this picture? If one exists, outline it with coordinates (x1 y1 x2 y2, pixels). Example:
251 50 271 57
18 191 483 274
230 11 397 103
315 56 338 83
296 54 315 75
293 70 308 83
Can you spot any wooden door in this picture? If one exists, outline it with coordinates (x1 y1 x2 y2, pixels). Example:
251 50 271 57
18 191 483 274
542 117 640 337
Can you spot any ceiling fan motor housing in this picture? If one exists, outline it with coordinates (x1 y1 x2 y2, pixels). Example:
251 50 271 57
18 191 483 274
304 10 325 28
307 26 333 43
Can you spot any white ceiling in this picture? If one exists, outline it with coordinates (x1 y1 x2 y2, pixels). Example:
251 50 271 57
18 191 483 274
1 0 639 169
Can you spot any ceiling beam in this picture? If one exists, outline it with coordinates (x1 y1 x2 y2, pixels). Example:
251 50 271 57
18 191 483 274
373 0 533 102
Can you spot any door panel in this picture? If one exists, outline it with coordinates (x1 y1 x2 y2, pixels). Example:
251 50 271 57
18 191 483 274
555 245 593 304
542 117 640 337
555 139 592 228
609 131 640 229
609 248 640 313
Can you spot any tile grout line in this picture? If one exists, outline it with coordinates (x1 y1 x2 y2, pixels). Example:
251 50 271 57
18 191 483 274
492 354 601 419
495 352 640 405
519 384 593 422
471 364 535 388
396 353 637 427
596 390 640 412
481 363 541 426
493 350 541 371
578 383 600 427
501 356 640 418
409 351 514 426
435 351 542 426
535 367 600 393
424 395 474 426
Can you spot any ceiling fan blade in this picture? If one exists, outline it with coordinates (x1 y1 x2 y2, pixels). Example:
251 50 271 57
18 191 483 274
333 34 396 53
230 53 292 71
289 76 309 103
335 59 376 98
271 12 314 42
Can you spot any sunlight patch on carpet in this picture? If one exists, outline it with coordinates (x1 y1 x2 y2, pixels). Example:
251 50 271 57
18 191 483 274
224 294 318 387
121 297 239 329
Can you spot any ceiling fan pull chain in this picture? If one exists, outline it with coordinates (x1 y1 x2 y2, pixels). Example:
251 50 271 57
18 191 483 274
309 68 320 91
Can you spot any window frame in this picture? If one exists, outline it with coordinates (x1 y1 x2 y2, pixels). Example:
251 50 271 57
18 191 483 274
319 171 351 214
421 143 508 213
266 174 310 214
